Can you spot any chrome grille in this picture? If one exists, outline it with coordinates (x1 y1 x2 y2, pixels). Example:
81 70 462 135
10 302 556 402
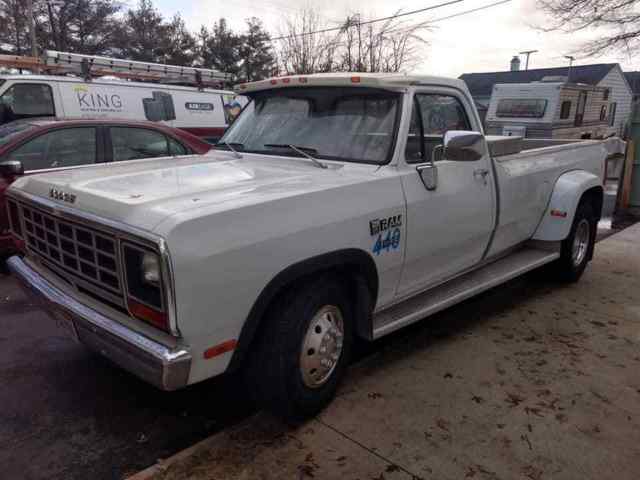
20 203 123 303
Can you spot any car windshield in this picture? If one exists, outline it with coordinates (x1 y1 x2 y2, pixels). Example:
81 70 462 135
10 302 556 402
218 87 401 164
0 121 36 146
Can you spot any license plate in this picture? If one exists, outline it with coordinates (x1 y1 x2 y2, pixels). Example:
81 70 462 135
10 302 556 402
51 309 79 343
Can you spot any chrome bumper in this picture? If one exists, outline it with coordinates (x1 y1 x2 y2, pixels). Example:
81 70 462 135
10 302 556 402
7 255 191 391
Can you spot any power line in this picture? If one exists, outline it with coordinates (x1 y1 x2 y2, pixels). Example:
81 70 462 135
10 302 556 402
270 0 466 41
384 0 514 35
426 0 513 24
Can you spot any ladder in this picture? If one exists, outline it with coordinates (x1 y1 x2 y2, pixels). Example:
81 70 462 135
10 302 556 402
0 51 231 89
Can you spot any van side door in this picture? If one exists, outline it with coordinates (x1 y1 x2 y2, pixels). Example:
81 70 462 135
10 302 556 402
396 89 496 297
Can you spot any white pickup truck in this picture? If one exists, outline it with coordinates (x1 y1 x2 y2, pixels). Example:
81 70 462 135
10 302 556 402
5 73 619 420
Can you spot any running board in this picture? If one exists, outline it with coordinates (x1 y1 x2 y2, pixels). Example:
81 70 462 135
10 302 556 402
372 247 560 339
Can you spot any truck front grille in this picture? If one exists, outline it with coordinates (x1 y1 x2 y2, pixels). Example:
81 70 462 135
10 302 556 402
20 202 124 306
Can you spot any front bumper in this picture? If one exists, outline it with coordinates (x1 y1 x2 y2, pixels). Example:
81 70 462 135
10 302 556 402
7 256 192 390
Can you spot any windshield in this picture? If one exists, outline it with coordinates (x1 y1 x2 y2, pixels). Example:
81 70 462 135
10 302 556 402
219 87 401 164
0 121 36 146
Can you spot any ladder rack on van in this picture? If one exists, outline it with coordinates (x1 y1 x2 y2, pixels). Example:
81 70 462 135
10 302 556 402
0 51 231 89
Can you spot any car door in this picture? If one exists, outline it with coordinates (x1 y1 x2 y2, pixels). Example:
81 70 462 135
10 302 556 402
397 90 496 297
6 127 99 172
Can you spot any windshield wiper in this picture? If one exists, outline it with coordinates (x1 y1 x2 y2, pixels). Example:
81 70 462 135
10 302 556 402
263 144 327 169
216 141 243 159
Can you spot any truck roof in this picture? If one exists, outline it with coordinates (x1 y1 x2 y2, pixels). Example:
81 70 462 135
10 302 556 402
0 74 235 94
235 72 469 94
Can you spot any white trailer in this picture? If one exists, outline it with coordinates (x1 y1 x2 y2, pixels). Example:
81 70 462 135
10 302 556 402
485 80 616 139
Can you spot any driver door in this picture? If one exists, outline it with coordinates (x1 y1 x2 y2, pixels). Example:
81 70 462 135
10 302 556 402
397 90 496 297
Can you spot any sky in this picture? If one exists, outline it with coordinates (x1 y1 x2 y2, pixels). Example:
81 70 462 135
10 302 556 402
151 0 640 77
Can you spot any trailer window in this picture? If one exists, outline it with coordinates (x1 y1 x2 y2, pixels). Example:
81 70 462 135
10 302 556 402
0 84 55 121
496 98 547 118
560 101 571 119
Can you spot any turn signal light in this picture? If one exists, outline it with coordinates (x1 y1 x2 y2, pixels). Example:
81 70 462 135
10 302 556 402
128 298 169 331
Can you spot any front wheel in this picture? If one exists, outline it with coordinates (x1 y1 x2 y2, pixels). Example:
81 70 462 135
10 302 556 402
553 201 596 282
246 275 353 421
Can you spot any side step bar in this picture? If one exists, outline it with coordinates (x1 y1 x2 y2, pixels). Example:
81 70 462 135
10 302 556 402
372 247 560 339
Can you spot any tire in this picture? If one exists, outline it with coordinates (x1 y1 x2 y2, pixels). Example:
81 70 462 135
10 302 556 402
553 200 597 283
245 274 353 421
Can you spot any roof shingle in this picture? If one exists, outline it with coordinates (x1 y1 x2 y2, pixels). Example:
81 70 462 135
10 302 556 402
460 63 618 97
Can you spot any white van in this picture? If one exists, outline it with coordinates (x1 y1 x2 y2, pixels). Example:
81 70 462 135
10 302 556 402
485 80 616 139
0 75 246 143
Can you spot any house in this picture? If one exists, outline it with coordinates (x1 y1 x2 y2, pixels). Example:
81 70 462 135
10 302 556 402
625 72 640 102
460 62 634 135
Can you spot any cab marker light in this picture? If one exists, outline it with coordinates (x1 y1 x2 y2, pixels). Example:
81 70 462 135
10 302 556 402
204 340 238 359
282 77 291 84
270 79 278 85
351 76 361 83
550 209 567 218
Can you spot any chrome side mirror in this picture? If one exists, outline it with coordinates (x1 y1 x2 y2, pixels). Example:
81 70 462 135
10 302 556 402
443 131 485 161
416 145 442 191
0 160 24 178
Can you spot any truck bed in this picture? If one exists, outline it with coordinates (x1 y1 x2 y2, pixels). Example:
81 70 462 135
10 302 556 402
486 135 625 159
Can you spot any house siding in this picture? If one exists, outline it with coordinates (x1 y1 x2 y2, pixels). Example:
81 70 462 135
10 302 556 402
597 66 633 135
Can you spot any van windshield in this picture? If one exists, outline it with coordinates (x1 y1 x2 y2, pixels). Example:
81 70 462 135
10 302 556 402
218 87 401 164
0 84 55 124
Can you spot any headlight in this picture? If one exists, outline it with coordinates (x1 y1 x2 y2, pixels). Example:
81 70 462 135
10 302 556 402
122 243 167 331
141 251 161 287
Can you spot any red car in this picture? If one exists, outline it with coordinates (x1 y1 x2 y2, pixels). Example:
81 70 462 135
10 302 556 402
0 118 212 257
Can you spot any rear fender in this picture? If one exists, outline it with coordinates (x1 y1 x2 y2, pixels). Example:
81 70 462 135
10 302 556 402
532 170 602 242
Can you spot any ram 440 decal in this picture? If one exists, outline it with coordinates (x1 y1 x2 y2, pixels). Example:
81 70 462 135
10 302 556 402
369 215 402 256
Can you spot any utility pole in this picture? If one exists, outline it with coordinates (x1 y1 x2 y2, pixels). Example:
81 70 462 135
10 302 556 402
26 0 38 58
564 55 575 82
519 50 538 70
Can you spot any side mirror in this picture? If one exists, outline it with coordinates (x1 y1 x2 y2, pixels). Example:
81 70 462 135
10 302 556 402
0 160 24 178
443 131 485 161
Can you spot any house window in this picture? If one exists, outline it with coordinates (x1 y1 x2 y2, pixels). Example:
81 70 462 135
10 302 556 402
603 88 610 100
608 102 617 127
560 101 571 119
600 105 607 121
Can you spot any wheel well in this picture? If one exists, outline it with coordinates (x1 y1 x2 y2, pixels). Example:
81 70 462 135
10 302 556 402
580 185 604 220
226 249 379 372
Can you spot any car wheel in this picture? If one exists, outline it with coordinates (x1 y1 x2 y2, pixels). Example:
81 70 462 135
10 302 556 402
247 274 353 421
554 200 596 283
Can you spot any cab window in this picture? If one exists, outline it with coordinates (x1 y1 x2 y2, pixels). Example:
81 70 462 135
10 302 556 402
0 84 55 121
8 127 97 171
405 94 471 164
110 127 169 161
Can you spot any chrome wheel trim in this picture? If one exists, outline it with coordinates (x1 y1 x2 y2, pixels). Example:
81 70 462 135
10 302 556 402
572 219 590 267
299 305 344 389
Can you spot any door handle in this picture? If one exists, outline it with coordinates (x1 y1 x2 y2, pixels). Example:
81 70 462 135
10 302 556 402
473 168 490 185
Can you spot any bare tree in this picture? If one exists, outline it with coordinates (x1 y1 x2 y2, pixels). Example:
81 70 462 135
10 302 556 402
276 9 341 74
537 0 640 57
274 8 430 75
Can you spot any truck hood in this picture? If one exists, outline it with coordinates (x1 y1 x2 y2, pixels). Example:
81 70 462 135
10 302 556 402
9 152 376 233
